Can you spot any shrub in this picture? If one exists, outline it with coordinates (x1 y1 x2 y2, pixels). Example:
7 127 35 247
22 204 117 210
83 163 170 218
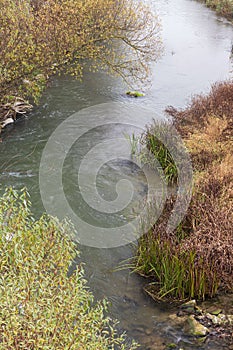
0 188 138 349
0 0 162 103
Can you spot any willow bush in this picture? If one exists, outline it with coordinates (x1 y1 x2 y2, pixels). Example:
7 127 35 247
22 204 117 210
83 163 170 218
0 188 138 349
0 0 161 103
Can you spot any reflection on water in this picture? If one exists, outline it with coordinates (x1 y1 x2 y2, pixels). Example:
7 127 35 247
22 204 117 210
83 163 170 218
0 0 233 348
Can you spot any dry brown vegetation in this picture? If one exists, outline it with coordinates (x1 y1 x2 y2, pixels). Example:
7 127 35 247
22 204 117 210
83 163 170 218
172 81 233 294
136 81 233 300
166 81 233 139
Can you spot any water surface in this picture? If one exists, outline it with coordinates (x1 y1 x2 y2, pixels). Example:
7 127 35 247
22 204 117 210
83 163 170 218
0 0 232 348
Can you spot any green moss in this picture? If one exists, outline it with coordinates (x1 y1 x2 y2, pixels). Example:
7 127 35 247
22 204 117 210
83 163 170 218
165 344 177 349
126 91 145 97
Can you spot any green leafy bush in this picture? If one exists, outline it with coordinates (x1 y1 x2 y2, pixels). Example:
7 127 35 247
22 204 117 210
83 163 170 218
0 188 138 349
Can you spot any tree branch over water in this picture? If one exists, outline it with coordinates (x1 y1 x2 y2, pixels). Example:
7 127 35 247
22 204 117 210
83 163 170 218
0 0 162 102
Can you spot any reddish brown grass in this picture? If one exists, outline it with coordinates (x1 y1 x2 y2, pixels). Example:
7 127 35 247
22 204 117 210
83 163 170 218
166 81 233 138
137 81 233 299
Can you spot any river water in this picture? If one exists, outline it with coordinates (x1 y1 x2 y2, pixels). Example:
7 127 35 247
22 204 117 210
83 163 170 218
0 0 233 349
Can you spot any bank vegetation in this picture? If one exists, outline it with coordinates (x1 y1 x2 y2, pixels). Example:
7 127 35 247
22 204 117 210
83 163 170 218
135 81 233 301
202 0 233 19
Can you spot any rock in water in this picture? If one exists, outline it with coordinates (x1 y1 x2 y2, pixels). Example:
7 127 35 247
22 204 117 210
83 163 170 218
180 300 197 309
206 306 222 315
179 299 197 315
183 316 209 337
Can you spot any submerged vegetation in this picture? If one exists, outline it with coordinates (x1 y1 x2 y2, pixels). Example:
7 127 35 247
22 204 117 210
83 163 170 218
0 188 138 349
126 91 145 97
135 81 233 300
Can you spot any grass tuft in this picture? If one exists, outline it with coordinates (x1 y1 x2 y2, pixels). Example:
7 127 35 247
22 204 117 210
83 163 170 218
137 122 181 184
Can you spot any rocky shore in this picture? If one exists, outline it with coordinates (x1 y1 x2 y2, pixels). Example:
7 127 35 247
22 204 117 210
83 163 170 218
165 297 233 349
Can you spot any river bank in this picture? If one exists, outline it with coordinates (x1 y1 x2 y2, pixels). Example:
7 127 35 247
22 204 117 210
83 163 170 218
134 80 233 346
202 0 233 20
135 80 233 299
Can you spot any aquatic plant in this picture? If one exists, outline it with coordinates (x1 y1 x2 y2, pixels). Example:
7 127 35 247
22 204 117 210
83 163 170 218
0 188 139 349
138 122 179 184
135 230 218 300
126 91 145 97
125 132 139 156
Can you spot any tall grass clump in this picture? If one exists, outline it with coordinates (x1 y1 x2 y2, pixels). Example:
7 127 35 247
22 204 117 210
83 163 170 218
0 188 138 349
135 201 220 301
137 123 181 184
135 81 233 301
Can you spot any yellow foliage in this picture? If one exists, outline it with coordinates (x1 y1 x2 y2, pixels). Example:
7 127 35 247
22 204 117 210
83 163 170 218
0 0 162 102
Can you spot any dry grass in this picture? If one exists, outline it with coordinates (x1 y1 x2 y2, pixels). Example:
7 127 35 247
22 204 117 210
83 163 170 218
166 81 233 138
136 81 233 300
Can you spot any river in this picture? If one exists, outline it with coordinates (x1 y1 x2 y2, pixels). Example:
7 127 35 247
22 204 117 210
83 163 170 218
0 0 233 349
